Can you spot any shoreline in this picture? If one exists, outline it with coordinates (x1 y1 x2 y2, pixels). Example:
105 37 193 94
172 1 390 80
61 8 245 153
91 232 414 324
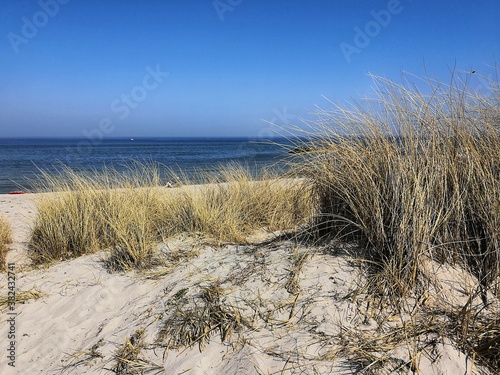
0 137 295 196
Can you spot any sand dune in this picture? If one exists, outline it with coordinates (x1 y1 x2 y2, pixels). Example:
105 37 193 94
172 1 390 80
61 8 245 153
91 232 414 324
0 192 496 374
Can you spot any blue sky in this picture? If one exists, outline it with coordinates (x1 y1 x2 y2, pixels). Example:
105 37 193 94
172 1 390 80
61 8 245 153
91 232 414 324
0 0 499 138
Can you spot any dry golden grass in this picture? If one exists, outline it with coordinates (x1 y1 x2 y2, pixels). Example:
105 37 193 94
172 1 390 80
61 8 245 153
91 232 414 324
61 339 105 371
284 246 309 295
157 282 247 351
297 69 500 298
112 328 163 375
29 164 179 268
0 289 44 310
182 167 312 244
294 68 500 371
0 215 12 270
28 164 312 270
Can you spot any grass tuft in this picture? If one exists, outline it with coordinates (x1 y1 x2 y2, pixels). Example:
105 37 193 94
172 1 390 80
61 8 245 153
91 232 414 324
295 67 500 370
284 246 309 295
297 69 500 300
112 328 163 375
28 164 312 270
158 282 247 351
0 215 12 270
0 289 44 310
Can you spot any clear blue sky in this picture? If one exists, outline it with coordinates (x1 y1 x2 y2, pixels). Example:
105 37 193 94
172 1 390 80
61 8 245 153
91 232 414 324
0 0 499 138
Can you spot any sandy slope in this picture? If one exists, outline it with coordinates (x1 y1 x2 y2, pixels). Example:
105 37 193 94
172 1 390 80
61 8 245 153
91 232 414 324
0 194 35 266
0 192 496 374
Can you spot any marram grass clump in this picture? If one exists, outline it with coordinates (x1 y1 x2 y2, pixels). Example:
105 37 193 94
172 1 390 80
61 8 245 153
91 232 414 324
0 215 12 270
293 68 500 371
297 70 500 369
28 164 312 270
182 167 312 243
297 70 500 299
158 283 246 351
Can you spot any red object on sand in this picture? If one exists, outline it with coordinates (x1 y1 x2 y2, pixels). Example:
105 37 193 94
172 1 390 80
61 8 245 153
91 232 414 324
9 191 29 195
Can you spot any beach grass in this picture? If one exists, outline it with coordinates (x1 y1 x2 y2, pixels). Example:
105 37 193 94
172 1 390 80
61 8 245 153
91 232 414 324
294 69 500 370
158 282 246 351
297 69 500 300
112 328 163 375
0 215 12 270
28 164 312 270
0 289 44 310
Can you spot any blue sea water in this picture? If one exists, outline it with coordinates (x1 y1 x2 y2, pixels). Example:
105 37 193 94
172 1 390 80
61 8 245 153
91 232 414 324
0 137 294 194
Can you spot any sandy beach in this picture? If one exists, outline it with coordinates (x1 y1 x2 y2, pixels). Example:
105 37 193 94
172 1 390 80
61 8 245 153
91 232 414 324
0 190 497 374
2 0 498 372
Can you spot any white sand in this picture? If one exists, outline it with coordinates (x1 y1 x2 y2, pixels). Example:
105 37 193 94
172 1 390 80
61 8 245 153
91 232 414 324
0 194 35 266
0 192 496 374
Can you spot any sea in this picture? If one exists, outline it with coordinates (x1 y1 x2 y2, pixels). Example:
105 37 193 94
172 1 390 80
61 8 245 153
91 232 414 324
0 137 296 194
